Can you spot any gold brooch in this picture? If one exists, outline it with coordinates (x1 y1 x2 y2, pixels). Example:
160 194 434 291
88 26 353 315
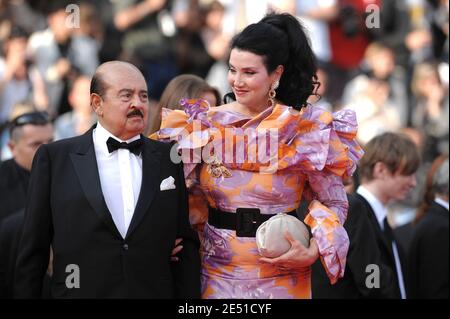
206 155 232 178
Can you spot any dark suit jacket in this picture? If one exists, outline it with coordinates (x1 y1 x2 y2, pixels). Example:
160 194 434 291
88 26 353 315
14 128 201 298
311 194 397 298
0 210 51 299
394 222 414 257
0 210 24 298
408 202 449 298
355 193 409 298
0 159 28 226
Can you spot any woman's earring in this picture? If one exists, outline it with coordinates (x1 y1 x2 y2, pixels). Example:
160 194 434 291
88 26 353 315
268 80 279 107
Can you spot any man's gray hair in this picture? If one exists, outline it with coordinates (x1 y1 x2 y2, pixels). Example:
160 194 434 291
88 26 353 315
433 158 449 197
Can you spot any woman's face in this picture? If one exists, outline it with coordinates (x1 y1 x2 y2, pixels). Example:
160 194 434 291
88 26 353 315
228 49 277 109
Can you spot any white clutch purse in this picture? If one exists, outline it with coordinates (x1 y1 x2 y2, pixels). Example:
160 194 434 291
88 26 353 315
256 213 310 258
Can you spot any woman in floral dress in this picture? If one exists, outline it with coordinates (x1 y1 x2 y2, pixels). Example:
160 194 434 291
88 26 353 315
153 13 363 299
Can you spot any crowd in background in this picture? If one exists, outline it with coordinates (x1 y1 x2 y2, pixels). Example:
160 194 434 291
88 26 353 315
0 0 448 298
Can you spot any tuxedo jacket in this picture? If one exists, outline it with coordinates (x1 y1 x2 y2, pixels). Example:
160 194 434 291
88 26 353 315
311 194 397 298
14 128 201 298
408 202 449 298
0 210 24 298
355 193 408 298
0 159 28 226
0 210 50 299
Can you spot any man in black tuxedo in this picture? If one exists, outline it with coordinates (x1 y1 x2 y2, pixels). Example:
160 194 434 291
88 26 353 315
14 61 201 298
0 111 53 298
310 194 398 298
408 158 449 298
0 111 53 227
355 132 421 299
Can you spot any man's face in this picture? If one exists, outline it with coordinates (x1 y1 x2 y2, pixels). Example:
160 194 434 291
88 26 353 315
5 37 28 79
9 124 54 171
69 76 92 115
93 66 149 140
48 9 72 42
371 49 395 80
383 170 417 202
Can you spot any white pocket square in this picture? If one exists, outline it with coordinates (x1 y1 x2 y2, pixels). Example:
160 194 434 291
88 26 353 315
160 176 176 191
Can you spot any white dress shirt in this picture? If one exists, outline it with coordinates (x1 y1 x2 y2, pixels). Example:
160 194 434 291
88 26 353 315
357 186 407 299
435 197 449 211
93 122 142 238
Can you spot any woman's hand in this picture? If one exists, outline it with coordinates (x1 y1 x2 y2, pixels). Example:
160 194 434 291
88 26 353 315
259 231 319 269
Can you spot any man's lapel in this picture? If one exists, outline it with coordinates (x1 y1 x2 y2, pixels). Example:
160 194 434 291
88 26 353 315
126 138 162 239
355 193 394 255
70 127 122 239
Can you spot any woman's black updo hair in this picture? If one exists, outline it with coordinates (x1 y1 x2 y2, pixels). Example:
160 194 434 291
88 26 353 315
225 13 319 110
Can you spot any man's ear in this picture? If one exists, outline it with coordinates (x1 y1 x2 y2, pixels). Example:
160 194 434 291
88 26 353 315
373 162 390 180
7 140 16 155
91 93 103 117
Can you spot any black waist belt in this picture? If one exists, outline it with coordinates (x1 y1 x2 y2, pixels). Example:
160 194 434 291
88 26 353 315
208 207 298 237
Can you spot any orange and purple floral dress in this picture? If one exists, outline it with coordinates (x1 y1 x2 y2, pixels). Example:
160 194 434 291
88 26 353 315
153 99 363 299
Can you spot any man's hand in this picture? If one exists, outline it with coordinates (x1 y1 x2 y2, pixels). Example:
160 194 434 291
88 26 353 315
54 58 71 78
259 231 319 269
171 238 183 262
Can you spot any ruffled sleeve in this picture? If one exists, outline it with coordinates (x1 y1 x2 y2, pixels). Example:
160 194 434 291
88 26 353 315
297 105 363 284
152 99 213 185
151 99 213 231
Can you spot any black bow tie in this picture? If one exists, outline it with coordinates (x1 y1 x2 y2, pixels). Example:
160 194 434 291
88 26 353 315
106 137 143 156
